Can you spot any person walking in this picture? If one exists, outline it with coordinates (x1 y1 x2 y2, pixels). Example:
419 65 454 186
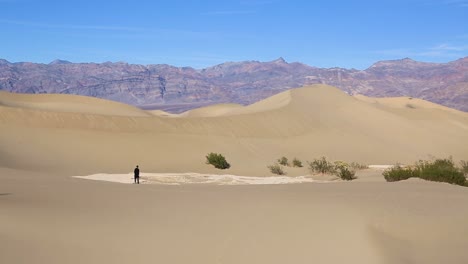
134 165 140 184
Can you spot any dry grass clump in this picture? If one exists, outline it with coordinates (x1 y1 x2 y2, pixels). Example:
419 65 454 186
333 161 357 181
307 157 358 181
277 156 289 166
383 165 415 182
292 158 303 168
269 157 303 174
384 157 467 186
268 163 286 175
308 156 335 174
267 156 363 180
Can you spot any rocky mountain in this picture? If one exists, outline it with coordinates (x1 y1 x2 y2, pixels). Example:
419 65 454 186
0 57 467 112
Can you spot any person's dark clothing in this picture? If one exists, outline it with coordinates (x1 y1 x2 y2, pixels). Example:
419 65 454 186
134 167 140 184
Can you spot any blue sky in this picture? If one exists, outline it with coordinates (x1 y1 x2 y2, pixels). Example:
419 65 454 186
1 0 467 69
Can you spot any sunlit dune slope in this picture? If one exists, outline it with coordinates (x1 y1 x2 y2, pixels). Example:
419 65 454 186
0 85 467 175
180 103 243 117
0 91 151 117
148 109 179 117
354 94 465 114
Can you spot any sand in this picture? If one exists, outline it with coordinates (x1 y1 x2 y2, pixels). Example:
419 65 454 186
1 84 468 263
73 172 334 185
1 84 467 176
2 167 468 264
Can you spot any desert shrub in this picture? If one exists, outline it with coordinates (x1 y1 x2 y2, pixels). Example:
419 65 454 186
383 165 415 182
307 159 357 180
308 156 335 174
268 163 286 175
415 158 466 186
292 158 303 167
206 152 230 169
349 162 368 170
383 158 466 186
277 156 289 166
460 160 468 176
334 162 356 180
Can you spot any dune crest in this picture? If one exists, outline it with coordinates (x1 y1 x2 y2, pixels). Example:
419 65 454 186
0 91 151 117
354 94 465 114
0 84 467 175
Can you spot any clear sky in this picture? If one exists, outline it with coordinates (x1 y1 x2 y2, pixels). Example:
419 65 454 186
1 0 467 69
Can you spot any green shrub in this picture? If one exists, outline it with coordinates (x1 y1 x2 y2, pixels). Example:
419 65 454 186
277 156 289 166
308 156 335 174
460 160 468 175
383 165 415 182
206 152 230 169
292 158 303 167
268 163 286 175
415 158 466 186
334 162 356 180
383 158 466 186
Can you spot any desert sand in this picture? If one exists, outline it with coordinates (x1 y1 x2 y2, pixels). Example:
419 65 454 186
1 84 468 263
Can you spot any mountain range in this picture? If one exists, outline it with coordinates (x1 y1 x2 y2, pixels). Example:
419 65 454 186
0 57 466 112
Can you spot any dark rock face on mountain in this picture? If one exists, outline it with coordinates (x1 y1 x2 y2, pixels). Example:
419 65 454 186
0 57 467 112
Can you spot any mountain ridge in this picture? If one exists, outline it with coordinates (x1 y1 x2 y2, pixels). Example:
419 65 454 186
0 57 466 112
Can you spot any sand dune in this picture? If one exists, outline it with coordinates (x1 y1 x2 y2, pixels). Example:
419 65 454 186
1 85 468 263
354 94 464 113
179 103 243 117
0 84 467 175
0 91 151 116
148 109 179 117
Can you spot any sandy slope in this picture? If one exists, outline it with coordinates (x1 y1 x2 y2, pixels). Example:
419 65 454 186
0 90 151 116
1 85 468 263
354 94 464 113
0 84 466 175
179 103 243 117
1 168 468 264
